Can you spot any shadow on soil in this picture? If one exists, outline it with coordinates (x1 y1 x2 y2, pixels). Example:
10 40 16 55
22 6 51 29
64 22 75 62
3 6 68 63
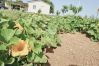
68 64 78 66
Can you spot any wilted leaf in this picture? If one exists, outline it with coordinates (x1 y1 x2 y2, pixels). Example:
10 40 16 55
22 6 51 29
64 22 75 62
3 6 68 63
14 22 23 31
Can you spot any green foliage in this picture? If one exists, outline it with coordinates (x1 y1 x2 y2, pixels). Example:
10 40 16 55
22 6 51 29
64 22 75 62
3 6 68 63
0 10 60 66
56 10 60 15
50 2 54 13
69 4 83 14
61 4 83 15
38 9 42 14
61 5 68 15
0 29 15 42
0 60 4 66
0 10 99 66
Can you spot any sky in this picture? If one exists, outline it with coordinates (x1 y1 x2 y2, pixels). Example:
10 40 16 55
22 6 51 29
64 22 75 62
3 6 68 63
23 0 99 17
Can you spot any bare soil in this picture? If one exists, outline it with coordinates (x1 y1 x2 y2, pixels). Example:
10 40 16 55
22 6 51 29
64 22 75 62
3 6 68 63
46 32 99 66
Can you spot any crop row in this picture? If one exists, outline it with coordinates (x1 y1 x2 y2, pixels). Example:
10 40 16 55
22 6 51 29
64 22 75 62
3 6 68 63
0 10 99 66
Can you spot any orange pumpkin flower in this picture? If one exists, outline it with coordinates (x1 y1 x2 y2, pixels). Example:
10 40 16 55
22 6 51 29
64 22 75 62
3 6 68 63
10 40 30 57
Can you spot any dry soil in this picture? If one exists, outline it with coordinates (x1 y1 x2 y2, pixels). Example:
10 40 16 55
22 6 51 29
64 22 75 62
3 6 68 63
46 32 99 66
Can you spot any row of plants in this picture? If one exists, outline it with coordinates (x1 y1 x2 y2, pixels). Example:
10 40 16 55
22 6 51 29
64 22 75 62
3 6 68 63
0 11 60 66
0 10 99 66
57 16 99 41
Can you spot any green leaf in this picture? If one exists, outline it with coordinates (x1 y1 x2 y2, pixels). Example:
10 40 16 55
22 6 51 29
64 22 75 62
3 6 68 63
39 55 47 63
33 43 42 54
5 58 15 64
34 53 47 63
2 23 9 29
0 29 15 42
15 29 22 35
27 52 36 62
28 38 35 50
0 44 7 50
47 28 56 35
87 30 95 35
0 19 8 24
25 27 34 34
0 60 4 66
22 63 33 66
8 37 20 46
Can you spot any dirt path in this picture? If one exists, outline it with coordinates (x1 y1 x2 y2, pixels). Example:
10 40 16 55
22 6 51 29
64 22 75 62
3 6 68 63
46 32 99 66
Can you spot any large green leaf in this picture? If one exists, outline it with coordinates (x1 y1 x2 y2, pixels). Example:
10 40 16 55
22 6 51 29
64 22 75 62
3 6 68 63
34 53 47 63
27 52 36 62
0 29 15 42
0 19 8 24
33 43 42 54
0 44 6 50
25 26 34 34
8 37 20 46
15 29 22 36
28 38 35 51
5 58 15 64
87 30 95 36
0 60 4 66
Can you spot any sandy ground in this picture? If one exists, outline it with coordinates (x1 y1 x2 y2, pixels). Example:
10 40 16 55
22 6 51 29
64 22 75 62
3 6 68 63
46 32 99 66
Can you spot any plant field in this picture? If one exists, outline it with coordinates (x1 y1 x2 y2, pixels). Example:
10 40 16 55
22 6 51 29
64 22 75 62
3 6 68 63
0 10 99 66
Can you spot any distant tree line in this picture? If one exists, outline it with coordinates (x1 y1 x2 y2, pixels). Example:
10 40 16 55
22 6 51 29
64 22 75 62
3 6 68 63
57 4 83 16
1 0 83 15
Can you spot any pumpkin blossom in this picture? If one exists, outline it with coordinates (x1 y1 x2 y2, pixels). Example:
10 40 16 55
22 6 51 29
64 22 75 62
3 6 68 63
14 22 23 31
10 40 31 57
